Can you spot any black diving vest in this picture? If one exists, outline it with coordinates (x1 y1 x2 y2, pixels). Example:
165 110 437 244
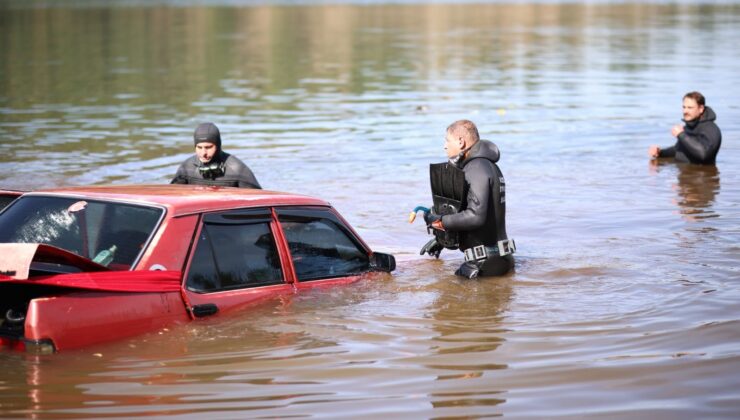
430 160 510 253
429 162 467 249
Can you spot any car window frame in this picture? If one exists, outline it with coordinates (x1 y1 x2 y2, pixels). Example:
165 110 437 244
182 207 292 295
0 193 166 270
274 206 372 283
0 190 23 213
182 205 374 297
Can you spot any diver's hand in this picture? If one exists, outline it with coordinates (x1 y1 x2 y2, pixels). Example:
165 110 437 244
423 210 441 226
671 124 684 138
420 238 443 259
424 212 445 231
648 145 660 158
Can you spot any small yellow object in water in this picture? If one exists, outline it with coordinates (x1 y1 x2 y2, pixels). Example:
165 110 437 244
497 108 506 116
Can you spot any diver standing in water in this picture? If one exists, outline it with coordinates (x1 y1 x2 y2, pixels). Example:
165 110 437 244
414 120 515 278
171 122 262 188
649 91 722 165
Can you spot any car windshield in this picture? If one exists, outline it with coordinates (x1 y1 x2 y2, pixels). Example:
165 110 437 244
0 195 163 270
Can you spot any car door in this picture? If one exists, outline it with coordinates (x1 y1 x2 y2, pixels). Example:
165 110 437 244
274 206 372 289
181 208 294 316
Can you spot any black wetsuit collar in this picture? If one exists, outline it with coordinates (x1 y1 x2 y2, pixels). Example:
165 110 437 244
460 140 501 168
684 106 717 129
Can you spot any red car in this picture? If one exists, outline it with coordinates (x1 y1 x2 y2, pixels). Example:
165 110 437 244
0 185 395 352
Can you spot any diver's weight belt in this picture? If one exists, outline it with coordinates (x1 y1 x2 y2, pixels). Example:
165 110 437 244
463 239 516 262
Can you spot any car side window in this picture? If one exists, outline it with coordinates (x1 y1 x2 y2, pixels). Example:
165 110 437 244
186 221 284 292
279 212 370 281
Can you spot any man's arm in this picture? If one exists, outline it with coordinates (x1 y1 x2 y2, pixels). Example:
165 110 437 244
657 145 676 158
237 165 261 189
676 124 721 163
440 160 490 231
170 163 189 184
228 158 262 189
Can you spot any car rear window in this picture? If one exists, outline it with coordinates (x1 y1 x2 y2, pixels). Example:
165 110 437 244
0 196 162 270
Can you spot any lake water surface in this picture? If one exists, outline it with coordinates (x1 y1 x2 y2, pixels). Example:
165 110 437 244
1 1 740 418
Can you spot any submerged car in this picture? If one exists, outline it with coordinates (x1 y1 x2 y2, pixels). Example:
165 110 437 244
0 185 395 352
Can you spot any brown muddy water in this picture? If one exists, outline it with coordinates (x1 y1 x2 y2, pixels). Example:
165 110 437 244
1 1 740 418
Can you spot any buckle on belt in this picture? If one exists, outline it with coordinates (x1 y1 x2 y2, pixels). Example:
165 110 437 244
463 245 489 262
497 239 516 256
463 239 516 262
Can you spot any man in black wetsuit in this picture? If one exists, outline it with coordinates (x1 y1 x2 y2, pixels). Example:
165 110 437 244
420 120 515 278
171 122 262 188
649 91 722 165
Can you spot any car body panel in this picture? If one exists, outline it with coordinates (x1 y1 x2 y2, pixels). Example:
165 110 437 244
25 291 189 351
183 283 295 316
137 214 199 272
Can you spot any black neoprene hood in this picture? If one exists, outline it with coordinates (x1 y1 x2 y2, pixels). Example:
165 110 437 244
193 122 222 149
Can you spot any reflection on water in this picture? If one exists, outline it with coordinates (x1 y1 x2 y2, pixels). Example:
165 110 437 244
650 160 722 220
426 277 511 412
674 164 721 221
2 1 740 418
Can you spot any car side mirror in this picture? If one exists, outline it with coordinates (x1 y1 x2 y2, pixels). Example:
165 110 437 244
370 252 396 272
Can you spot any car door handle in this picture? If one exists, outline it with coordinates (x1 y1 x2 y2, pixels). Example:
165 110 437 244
190 303 218 318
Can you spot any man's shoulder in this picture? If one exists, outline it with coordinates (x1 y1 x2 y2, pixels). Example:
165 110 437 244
696 119 722 137
462 159 498 187
223 153 248 168
463 157 496 173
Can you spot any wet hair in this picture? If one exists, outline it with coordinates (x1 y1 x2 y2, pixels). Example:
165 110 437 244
446 120 480 144
683 91 705 107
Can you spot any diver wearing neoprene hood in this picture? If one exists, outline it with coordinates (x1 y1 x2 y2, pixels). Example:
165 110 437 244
171 122 262 188
415 119 515 278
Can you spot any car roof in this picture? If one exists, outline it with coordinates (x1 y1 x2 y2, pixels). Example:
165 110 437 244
23 184 331 217
0 189 25 196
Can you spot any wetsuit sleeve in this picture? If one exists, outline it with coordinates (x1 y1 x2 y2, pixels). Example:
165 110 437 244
676 124 721 163
441 160 490 231
238 168 262 189
227 157 262 189
170 163 189 184
658 145 676 158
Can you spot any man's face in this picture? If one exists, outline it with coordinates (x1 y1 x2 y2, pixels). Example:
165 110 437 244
682 97 704 122
195 142 217 163
444 132 465 158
